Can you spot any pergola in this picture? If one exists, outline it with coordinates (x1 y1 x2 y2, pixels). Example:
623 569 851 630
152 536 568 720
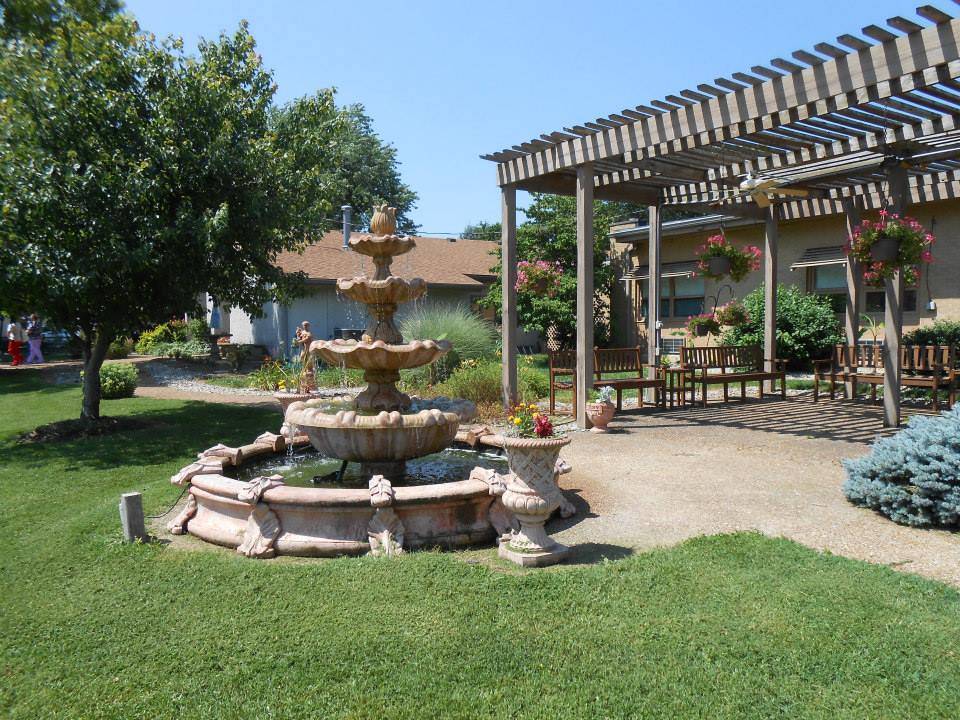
483 4 960 429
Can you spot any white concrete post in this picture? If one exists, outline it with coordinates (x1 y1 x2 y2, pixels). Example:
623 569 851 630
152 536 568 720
119 492 148 543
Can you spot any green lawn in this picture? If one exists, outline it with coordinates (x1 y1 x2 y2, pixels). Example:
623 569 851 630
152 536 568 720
2 371 959 719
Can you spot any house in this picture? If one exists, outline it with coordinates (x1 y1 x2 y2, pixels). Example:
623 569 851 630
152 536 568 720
608 199 960 356
210 230 499 357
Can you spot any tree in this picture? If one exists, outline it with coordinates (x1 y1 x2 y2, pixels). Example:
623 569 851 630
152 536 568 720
0 12 312 420
270 95 418 234
478 195 645 346
0 0 120 40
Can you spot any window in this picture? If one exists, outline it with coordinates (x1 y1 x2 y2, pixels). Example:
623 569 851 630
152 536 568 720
809 265 847 314
638 276 705 319
865 288 918 313
661 337 685 355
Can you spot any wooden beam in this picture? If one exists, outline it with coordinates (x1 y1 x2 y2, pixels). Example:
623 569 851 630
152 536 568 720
490 19 960 185
500 185 518 409
841 197 863 399
764 206 779 391
575 165 595 429
884 163 908 427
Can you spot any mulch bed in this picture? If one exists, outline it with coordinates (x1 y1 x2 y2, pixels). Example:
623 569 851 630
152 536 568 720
18 416 155 444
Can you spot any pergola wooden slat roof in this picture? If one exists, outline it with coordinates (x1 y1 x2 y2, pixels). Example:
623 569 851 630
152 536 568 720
487 4 960 431
482 5 960 218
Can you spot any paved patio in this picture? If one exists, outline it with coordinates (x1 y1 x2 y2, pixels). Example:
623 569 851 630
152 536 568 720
553 396 960 587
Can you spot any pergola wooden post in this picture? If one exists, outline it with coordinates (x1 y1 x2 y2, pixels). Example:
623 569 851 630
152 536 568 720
647 203 662 374
500 184 518 409
575 164 595 429
763 206 779 392
884 163 909 427
842 197 863 399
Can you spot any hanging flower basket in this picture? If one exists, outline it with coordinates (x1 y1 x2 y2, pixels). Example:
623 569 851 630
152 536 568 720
695 233 762 282
687 314 721 337
515 260 563 297
715 300 750 327
845 210 934 282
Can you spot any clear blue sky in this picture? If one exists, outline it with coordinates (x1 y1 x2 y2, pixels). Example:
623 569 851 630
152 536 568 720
125 0 925 235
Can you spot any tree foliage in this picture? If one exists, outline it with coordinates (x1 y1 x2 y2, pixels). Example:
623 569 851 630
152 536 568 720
270 94 418 234
0 12 307 418
721 284 844 369
478 195 643 346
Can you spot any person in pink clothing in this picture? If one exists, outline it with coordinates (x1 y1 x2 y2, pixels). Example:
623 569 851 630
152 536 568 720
25 314 44 364
6 318 24 365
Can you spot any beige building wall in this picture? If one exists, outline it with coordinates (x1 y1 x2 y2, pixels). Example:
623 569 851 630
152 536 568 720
611 199 960 353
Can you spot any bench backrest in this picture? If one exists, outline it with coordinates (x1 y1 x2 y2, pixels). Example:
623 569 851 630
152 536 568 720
680 345 762 372
548 349 576 377
830 344 956 375
594 346 643 377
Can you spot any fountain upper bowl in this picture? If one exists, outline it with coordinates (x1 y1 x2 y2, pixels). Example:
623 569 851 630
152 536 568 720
310 338 451 371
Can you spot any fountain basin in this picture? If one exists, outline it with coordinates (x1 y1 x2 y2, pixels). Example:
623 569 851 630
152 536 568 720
184 473 497 557
285 402 462 463
337 276 427 306
310 338 451 371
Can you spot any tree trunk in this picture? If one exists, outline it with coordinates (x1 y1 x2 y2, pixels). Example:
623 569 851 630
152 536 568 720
81 331 112 421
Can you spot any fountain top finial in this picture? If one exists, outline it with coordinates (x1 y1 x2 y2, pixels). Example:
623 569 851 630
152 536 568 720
370 204 397 236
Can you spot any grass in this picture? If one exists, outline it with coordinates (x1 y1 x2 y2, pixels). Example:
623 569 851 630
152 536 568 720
2 370 960 718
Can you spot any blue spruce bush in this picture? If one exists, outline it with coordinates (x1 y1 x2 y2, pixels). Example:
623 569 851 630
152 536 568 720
843 404 960 527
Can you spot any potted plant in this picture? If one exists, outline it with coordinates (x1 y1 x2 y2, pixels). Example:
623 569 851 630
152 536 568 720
515 260 563 297
586 386 616 432
498 403 571 566
715 300 750 327
846 210 934 281
695 233 762 282
687 313 721 338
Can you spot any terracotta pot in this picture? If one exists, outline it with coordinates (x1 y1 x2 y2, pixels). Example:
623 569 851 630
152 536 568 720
870 235 900 263
707 255 732 276
586 401 615 432
499 435 571 566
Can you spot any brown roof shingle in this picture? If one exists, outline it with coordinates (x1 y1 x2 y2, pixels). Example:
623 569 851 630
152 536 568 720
276 231 498 288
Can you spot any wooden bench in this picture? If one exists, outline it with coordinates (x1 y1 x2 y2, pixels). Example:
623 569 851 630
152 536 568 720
548 346 665 415
813 344 957 411
680 345 787 407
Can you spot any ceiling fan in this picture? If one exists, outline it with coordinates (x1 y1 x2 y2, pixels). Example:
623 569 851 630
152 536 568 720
720 173 812 208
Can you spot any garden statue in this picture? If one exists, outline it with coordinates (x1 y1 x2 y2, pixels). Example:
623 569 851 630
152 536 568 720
294 321 313 364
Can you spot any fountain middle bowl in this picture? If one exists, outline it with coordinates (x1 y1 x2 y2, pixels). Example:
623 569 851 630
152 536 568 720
284 398 474 463
309 338 451 372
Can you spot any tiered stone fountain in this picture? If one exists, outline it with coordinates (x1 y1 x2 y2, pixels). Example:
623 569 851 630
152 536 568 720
285 205 465 482
165 206 574 560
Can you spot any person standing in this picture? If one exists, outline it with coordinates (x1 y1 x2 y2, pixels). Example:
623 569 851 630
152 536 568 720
25 313 44 364
6 317 24 366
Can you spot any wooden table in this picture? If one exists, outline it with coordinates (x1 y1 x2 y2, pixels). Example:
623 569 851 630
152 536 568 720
658 366 691 408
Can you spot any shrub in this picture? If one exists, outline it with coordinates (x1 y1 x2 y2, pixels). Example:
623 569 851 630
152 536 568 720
722 284 843 370
903 320 960 347
186 317 211 341
843 405 960 527
135 320 188 354
434 359 546 404
98 362 138 399
150 339 210 359
106 337 133 359
399 304 498 384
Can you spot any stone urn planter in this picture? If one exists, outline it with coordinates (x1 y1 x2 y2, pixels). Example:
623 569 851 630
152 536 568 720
586 401 615 432
498 434 572 567
870 235 900 263
274 391 312 439
707 255 732 276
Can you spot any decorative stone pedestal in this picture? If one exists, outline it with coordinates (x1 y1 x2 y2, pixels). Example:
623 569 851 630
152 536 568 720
498 435 572 567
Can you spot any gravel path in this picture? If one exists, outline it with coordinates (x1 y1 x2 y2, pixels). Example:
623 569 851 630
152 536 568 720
552 396 960 586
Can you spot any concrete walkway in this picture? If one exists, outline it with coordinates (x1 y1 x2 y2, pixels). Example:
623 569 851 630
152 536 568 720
553 396 960 587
